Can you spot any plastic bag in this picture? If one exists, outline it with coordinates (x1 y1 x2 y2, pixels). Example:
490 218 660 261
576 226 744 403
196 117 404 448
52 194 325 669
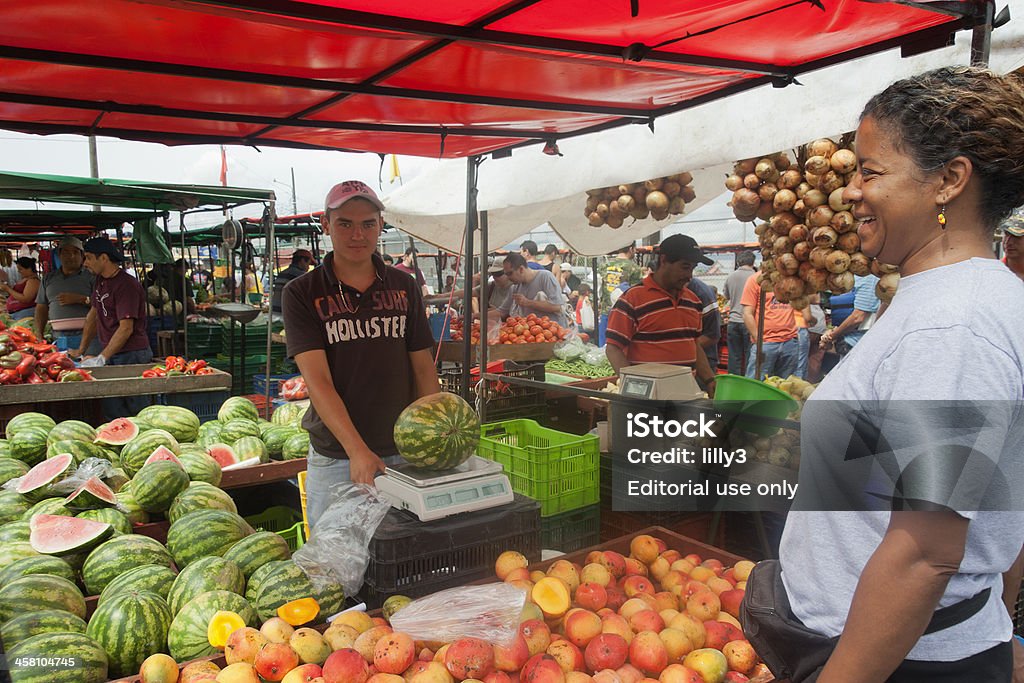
553 335 587 361
389 583 528 647
2 457 119 496
292 482 391 601
579 298 595 330
584 345 609 366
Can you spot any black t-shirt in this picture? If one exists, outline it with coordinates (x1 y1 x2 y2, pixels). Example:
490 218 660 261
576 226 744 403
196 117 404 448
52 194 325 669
272 265 307 313
282 253 434 459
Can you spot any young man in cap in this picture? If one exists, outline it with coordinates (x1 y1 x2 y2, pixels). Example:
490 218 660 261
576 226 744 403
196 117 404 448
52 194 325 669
35 236 100 355
282 180 440 529
605 234 718 394
1002 214 1024 281
271 249 315 319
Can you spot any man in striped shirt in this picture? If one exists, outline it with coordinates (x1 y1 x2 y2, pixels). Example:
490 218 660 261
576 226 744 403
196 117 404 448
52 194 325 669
605 234 718 394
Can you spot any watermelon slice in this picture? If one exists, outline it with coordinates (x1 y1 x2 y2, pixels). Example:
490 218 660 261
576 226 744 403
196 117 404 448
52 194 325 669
29 514 114 555
206 444 240 469
64 477 117 511
95 418 139 447
144 446 183 468
15 453 76 502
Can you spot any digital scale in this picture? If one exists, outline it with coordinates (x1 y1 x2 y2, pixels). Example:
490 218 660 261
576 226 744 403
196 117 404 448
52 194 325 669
375 456 514 521
618 363 705 400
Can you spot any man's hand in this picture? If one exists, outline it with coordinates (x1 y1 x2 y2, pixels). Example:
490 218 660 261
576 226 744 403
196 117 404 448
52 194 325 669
57 293 87 306
512 293 529 308
68 348 84 360
820 330 836 349
349 447 387 486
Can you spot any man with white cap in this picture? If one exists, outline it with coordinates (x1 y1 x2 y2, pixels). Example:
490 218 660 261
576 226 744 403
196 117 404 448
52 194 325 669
1002 213 1024 281
282 180 440 529
35 236 100 355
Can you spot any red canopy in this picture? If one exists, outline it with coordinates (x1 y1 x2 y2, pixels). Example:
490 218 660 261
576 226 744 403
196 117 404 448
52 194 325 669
0 0 978 158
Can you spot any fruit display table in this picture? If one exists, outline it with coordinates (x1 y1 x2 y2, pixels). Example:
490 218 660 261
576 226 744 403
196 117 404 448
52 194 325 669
0 365 231 405
217 458 307 490
436 340 557 363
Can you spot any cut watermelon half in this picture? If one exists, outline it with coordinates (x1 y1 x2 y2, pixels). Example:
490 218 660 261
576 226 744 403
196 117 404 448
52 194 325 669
15 453 76 502
145 446 183 468
29 513 114 555
206 443 239 469
65 476 117 511
95 417 139 446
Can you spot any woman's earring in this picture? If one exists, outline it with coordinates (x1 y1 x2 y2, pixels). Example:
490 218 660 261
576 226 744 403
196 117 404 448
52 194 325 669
938 205 947 229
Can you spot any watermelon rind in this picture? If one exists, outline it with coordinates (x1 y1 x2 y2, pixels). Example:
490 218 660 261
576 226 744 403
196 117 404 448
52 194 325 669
7 631 108 683
131 460 189 513
232 435 269 464
165 509 253 568
0 520 31 543
222 530 292 580
253 560 316 622
81 534 174 595
167 481 237 524
29 514 114 555
21 497 73 523
177 451 222 486
0 489 30 525
5 412 56 439
98 564 178 606
137 405 201 444
0 457 30 486
15 453 76 502
9 426 51 466
86 589 173 678
76 508 132 536
64 477 117 511
219 419 261 445
0 541 39 572
245 559 291 604
167 589 257 662
46 420 96 446
144 445 182 468
0 609 88 649
94 417 139 448
282 431 310 461
167 556 245 615
119 429 180 477
393 392 480 470
217 396 260 423
0 573 86 621
114 489 149 525
0 554 76 587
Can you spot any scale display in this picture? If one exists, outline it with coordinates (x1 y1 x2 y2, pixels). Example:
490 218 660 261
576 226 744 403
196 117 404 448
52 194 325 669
621 376 656 398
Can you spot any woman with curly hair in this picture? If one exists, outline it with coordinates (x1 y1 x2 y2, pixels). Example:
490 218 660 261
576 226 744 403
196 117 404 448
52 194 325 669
765 67 1024 683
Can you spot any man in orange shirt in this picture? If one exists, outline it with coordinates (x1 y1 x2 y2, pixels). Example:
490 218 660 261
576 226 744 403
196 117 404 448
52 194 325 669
605 235 718 393
740 275 799 379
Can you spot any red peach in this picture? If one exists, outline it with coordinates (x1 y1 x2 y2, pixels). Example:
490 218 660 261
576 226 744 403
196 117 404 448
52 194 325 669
654 539 668 553
659 551 682 565
225 627 268 665
652 593 678 613
254 642 299 682
322 649 369 683
564 610 603 648
615 664 644 683
622 576 656 599
521 654 566 683
705 578 733 597
374 633 416 675
581 564 613 587
699 559 724 576
629 535 660 565
445 638 495 680
682 555 702 566
718 590 745 620
506 567 532 583
600 615 634 645
722 641 757 675
591 671 622 683
283 664 325 683
496 551 529 581
731 562 755 583
628 610 665 634
701 621 731 651
667 613 706 651
597 552 628 580
657 664 703 683
605 587 628 612
565 673 594 683
648 558 671 583
576 583 609 612
657 628 692 664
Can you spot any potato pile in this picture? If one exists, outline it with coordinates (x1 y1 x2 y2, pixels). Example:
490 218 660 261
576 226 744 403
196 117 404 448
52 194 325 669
585 173 696 229
726 138 899 305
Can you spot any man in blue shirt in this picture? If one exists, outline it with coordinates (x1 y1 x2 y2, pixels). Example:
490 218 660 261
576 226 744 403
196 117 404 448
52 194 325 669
820 274 880 353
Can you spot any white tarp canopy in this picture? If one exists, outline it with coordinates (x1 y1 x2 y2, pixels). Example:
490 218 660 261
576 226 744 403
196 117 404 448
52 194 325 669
383 13 1024 257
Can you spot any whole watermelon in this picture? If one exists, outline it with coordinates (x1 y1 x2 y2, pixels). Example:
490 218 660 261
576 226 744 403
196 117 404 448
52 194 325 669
46 439 114 464
46 420 96 446
8 631 108 683
0 554 76 586
81 534 173 595
177 451 222 486
0 490 30 524
76 508 132 536
0 609 87 649
222 531 292 580
137 405 201 443
0 541 39 572
0 573 85 621
5 412 55 439
119 429 180 477
132 461 189 513
0 520 30 543
262 426 296 458
9 427 50 466
0 457 30 486
220 419 261 445
282 432 310 461
87 590 173 678
0 438 9 457
20 498 72 523
245 559 291 604
165 509 253 568
393 392 480 470
232 435 268 464
168 481 237 524
114 489 149 525
167 556 245 615
272 401 308 427
98 564 178 606
168 590 257 662
253 560 316 622
218 396 259 423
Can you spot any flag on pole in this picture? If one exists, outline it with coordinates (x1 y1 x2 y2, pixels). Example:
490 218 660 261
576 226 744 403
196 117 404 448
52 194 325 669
389 154 401 184
219 145 228 186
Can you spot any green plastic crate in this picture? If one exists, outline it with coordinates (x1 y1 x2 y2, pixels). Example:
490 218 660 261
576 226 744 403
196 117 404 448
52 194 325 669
478 419 599 517
244 506 305 552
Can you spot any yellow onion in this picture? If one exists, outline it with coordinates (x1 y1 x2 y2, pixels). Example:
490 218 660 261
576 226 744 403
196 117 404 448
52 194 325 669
798 260 815 280
778 169 803 190
663 181 682 198
773 152 792 171
792 199 807 218
775 276 805 302
606 213 624 229
669 197 686 214
830 149 857 175
585 188 603 197
756 201 775 221
805 267 830 291
789 295 810 311
725 174 744 191
596 203 610 218
630 207 650 220
770 211 798 235
646 190 669 212
812 226 838 247
603 187 619 200
828 188 851 212
876 272 900 302
808 138 838 158
809 246 832 269
793 241 812 262
789 224 809 243
773 236 794 254
755 158 778 180
773 188 797 213
680 185 696 203
819 171 843 194
804 155 830 176
588 212 604 227
735 159 757 175
754 222 770 236
758 183 778 202
645 178 664 191
836 232 860 254
675 171 694 185
778 253 800 275
609 201 627 219
617 194 636 213
650 208 669 222
803 189 827 209
848 252 871 276
807 205 835 228
743 173 762 190
831 210 856 233
795 182 812 199
828 271 855 293
825 250 851 274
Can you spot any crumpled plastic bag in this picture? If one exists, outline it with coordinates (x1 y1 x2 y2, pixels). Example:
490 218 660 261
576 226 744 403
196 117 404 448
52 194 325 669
292 482 391 601
554 335 587 361
2 457 124 512
389 583 528 647
584 345 608 366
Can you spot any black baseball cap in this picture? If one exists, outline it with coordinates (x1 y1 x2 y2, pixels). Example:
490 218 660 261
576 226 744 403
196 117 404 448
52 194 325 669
657 234 713 266
83 237 124 262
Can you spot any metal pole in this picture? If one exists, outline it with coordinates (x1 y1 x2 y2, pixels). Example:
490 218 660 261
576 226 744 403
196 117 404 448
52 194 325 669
478 210 488 424
180 215 188 359
591 257 599 341
754 287 766 380
88 136 100 212
970 1 994 66
161 215 179 356
264 203 275 410
461 157 480 400
290 168 298 216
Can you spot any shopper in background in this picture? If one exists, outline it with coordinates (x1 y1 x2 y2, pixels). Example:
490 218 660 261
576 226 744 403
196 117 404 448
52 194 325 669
1 257 40 321
283 180 438 529
804 294 827 383
497 253 568 328
792 302 818 381
1002 214 1024 281
35 236 99 354
687 274 723 373
773 66 1024 682
574 282 595 339
723 250 756 375
598 244 642 315
394 247 429 296
820 273 879 354
381 253 394 266
539 243 563 281
271 249 315 318
740 272 798 379
519 240 545 271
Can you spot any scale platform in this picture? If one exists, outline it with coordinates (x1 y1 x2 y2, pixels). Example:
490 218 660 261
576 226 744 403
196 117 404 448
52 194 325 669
375 455 514 521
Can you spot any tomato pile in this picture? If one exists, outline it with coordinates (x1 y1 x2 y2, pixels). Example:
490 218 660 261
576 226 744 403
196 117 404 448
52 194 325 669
450 314 569 345
0 324 93 384
280 376 308 401
141 356 214 378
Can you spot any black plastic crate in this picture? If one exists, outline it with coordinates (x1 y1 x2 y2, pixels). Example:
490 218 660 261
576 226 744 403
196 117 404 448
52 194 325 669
541 505 600 553
359 495 541 608
440 361 546 421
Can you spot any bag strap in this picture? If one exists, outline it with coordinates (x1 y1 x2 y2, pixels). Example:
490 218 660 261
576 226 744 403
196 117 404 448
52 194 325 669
922 587 991 635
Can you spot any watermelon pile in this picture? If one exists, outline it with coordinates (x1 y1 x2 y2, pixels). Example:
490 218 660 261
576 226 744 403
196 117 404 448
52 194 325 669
0 399 332 676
